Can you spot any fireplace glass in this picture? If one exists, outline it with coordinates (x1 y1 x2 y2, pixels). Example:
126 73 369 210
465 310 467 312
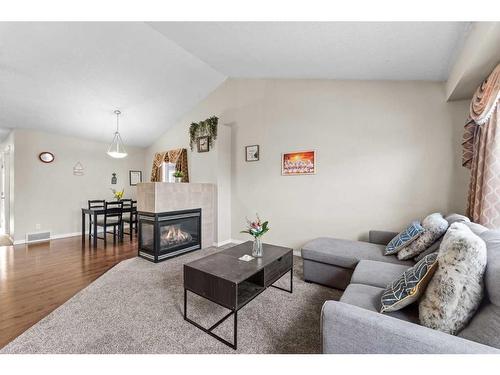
159 217 199 253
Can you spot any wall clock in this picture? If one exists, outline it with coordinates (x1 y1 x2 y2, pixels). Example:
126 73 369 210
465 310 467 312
39 152 55 163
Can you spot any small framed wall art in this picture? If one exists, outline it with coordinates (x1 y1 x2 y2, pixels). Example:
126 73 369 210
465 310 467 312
245 145 260 162
281 150 316 176
129 170 142 186
197 136 210 152
73 162 84 176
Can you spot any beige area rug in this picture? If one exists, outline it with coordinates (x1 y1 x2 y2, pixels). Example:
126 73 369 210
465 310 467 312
1 244 341 354
0 235 13 246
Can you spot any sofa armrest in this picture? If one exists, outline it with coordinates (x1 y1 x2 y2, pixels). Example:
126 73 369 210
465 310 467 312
321 301 498 354
368 230 398 245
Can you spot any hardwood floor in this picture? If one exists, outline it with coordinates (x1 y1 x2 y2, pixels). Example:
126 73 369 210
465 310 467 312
0 235 137 349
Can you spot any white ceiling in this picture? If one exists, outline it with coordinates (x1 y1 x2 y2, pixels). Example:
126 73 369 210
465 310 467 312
0 22 225 147
149 22 470 80
0 22 470 146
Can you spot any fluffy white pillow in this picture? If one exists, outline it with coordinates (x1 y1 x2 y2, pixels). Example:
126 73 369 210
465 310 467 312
419 222 487 335
397 213 448 260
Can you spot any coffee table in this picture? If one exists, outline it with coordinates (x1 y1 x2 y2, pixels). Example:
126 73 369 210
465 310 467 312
183 241 293 349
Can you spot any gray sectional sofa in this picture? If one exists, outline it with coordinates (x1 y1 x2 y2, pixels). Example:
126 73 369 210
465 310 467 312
302 228 500 353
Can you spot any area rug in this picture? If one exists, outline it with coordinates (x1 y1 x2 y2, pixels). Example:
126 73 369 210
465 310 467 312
0 244 341 354
0 235 13 246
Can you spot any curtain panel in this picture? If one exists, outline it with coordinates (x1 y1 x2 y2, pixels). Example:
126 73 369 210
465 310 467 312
462 64 500 228
150 148 189 182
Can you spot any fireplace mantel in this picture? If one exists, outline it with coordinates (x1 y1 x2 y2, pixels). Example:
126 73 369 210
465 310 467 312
136 182 216 250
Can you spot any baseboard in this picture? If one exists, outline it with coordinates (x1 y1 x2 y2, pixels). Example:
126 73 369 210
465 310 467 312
214 238 245 247
14 231 80 245
12 226 129 245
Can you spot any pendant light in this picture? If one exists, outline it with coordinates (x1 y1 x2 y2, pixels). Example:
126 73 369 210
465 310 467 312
107 110 127 158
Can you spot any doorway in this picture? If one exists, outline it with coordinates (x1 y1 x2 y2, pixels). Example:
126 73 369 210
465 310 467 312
1 149 11 238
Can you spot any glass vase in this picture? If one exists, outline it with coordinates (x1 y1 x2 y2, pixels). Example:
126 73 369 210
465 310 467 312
252 237 263 257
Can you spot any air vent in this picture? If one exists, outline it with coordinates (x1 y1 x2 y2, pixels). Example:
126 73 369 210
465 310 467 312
25 231 51 244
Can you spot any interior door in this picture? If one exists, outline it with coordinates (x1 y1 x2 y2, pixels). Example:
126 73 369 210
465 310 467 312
0 150 10 236
0 152 5 234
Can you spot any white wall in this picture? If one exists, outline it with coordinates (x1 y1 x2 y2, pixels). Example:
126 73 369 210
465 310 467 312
146 81 234 244
12 129 146 243
147 79 470 250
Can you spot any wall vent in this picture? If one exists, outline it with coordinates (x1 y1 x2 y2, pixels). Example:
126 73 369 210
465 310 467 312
25 231 51 244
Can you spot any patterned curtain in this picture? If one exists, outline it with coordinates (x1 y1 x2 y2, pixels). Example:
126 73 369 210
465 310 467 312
462 64 500 228
150 148 189 182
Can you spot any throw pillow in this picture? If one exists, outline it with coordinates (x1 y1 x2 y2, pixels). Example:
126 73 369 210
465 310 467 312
414 237 442 262
445 213 470 225
384 221 424 256
397 213 448 260
380 253 438 313
419 222 487 335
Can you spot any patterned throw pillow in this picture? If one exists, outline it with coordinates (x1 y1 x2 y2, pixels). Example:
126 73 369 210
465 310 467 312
380 253 438 313
397 213 449 260
384 221 424 255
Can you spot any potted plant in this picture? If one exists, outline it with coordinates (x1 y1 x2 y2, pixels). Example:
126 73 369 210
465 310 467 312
173 170 184 183
111 188 124 201
240 214 269 257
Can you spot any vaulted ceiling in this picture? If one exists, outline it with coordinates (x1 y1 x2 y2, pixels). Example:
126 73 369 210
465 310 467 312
150 22 469 81
0 22 470 146
0 22 225 147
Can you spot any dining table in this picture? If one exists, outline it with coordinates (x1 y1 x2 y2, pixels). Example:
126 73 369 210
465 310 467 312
81 204 136 247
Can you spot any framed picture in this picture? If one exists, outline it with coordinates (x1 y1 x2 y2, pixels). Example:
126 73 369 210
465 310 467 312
197 136 210 152
281 150 316 176
245 145 260 162
129 170 142 186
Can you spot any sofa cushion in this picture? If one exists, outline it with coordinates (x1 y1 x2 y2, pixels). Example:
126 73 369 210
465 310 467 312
479 230 500 306
381 253 438 313
465 222 489 235
384 221 424 255
340 283 419 324
397 213 448 260
301 237 414 269
351 260 409 289
458 304 500 349
445 213 470 225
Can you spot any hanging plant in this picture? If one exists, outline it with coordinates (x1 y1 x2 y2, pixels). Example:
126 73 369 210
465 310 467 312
189 116 218 151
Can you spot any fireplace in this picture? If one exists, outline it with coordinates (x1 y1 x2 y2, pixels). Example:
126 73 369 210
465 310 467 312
138 208 201 262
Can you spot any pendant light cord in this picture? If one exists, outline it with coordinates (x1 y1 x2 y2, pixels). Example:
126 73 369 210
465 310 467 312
114 110 121 133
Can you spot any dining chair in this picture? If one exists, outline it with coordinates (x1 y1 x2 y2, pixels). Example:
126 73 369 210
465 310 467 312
121 199 138 240
94 201 124 245
87 200 105 241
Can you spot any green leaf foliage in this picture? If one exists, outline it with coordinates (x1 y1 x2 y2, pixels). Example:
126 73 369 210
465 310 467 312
189 116 218 151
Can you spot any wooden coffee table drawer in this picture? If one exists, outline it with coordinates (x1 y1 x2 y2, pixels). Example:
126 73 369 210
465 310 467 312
264 252 292 286
184 265 237 309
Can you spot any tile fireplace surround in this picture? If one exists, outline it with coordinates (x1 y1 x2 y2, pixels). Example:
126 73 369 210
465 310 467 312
136 182 217 249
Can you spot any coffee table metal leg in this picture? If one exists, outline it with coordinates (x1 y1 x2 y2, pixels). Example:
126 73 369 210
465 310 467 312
184 289 237 350
184 288 187 320
234 310 238 350
270 267 293 293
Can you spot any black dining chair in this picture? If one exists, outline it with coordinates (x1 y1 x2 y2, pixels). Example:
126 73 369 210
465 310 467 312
88 200 105 241
120 199 138 240
94 201 124 245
